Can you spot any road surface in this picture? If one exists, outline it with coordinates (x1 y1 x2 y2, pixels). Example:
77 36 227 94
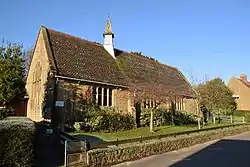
113 131 250 167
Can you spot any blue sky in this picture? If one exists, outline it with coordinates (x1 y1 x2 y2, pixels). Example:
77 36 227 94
1 0 249 83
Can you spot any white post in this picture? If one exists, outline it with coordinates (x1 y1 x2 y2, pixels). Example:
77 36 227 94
213 114 216 124
198 118 201 130
64 140 67 167
230 115 233 124
150 109 154 132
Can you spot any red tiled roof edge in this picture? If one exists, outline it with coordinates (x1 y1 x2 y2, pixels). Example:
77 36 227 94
237 78 250 88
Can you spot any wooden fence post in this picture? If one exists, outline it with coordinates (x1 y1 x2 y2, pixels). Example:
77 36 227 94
230 115 233 124
243 116 245 123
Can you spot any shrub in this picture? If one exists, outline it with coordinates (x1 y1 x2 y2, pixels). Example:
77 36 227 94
173 111 197 125
140 109 196 127
74 105 102 122
73 105 136 132
74 122 82 132
140 108 170 127
74 122 92 132
0 108 15 120
87 125 250 167
95 112 136 132
74 110 136 132
0 117 35 167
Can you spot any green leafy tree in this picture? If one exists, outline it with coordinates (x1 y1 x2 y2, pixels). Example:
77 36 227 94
195 78 237 115
0 40 26 106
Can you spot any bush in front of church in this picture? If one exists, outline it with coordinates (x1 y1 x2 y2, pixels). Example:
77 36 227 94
140 108 197 127
0 108 15 120
74 107 136 132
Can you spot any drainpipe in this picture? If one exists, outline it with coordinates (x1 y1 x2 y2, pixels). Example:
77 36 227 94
51 77 59 127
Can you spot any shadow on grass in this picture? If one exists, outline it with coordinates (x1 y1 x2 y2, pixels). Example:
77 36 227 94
72 134 105 143
34 121 64 167
170 139 250 167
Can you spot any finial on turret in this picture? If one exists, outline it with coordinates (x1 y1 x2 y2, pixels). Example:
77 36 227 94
103 15 114 37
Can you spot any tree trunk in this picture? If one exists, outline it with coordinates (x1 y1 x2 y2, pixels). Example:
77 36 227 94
171 110 175 125
150 109 154 132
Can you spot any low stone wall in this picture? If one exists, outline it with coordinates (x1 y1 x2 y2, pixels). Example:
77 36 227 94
66 152 88 167
67 125 250 167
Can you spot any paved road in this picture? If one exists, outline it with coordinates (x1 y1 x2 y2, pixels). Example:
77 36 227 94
113 131 250 167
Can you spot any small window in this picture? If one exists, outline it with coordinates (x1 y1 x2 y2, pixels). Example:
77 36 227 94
141 99 158 109
97 87 102 105
92 86 113 106
141 100 146 108
109 90 112 106
103 88 107 106
92 87 97 104
150 100 154 108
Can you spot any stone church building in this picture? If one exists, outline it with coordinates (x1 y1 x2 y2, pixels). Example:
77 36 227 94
26 18 197 122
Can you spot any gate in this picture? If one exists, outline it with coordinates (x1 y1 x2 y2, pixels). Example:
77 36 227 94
64 140 88 167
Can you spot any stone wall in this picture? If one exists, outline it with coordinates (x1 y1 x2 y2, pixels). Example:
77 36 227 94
66 125 250 167
26 28 51 122
183 98 198 115
55 80 132 114
113 89 134 115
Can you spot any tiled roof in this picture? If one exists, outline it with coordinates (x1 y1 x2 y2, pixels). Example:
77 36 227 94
115 50 197 98
43 27 197 98
237 78 250 88
45 28 128 87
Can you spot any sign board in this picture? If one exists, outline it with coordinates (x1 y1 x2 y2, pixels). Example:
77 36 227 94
55 101 65 107
46 129 53 135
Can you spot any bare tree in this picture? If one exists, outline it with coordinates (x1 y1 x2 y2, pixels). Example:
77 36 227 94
133 81 185 132
24 46 34 75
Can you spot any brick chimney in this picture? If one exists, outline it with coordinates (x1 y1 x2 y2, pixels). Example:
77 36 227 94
240 74 248 82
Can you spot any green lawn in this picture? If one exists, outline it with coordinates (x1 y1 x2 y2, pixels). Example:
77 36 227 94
234 110 250 122
71 122 233 142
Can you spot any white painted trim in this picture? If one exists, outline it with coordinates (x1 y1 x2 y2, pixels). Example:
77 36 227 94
101 88 104 106
107 88 110 106
96 87 99 104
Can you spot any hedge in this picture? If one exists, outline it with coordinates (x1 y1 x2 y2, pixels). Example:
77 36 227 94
0 117 35 167
86 125 250 167
74 110 136 132
0 108 14 120
140 109 197 127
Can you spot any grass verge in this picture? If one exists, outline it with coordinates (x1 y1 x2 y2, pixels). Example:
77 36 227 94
234 110 250 122
71 122 233 142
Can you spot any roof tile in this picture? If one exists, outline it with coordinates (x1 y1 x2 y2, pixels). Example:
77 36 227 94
45 27 197 98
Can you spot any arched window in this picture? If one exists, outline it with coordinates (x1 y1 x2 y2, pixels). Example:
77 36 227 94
31 62 42 113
